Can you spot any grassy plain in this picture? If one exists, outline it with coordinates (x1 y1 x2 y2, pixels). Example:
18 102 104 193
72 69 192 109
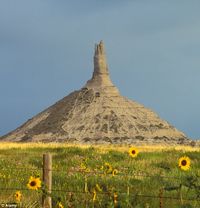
0 142 200 208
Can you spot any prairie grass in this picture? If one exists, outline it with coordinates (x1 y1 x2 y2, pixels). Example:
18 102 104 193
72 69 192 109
0 142 200 207
0 142 199 152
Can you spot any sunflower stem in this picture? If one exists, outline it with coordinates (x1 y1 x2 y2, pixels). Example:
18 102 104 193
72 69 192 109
179 184 183 205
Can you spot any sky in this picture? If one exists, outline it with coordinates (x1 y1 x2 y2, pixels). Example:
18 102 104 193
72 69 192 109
0 1 200 139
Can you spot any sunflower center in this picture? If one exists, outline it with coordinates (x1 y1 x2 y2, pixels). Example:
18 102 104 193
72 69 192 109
30 181 36 186
181 160 187 166
132 150 136 154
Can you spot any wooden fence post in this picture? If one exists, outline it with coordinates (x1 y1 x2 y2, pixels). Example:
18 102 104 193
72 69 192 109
42 153 52 208
159 188 164 208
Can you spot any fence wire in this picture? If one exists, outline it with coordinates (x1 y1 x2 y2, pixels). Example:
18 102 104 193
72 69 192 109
0 187 200 203
0 166 199 179
1 152 200 207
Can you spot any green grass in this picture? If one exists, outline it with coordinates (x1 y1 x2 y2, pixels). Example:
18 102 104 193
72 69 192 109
0 145 200 208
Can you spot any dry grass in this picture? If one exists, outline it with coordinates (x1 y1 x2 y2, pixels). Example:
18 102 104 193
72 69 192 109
0 142 199 153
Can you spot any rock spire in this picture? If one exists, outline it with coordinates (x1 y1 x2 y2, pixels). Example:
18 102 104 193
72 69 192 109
0 41 192 145
94 40 108 75
85 41 119 94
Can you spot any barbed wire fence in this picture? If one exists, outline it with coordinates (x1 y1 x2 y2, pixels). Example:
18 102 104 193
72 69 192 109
0 153 200 208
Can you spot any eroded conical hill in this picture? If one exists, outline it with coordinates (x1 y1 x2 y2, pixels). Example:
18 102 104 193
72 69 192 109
1 41 190 145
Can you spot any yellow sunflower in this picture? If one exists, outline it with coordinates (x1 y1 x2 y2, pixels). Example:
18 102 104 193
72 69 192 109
129 147 139 158
27 176 42 190
104 162 113 174
113 192 118 205
112 169 118 176
14 191 22 202
57 202 64 208
178 156 191 171
95 184 102 192
92 190 97 202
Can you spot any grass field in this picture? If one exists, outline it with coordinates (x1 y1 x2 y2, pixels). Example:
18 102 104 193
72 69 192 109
0 142 200 208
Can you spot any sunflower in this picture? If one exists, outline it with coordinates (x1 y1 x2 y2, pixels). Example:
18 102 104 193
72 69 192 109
95 184 102 192
129 147 139 158
14 191 22 202
57 202 64 208
92 190 97 202
112 169 118 176
104 162 113 174
27 176 42 190
178 156 191 171
113 192 118 205
80 162 87 170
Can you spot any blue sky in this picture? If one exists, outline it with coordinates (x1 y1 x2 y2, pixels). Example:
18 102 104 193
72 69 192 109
0 1 200 139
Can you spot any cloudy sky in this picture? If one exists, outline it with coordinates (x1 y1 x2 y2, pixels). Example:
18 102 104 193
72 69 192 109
0 1 200 139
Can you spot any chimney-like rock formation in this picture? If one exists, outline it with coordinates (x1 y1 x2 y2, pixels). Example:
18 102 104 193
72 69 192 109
0 41 192 145
85 41 119 94
94 40 108 75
